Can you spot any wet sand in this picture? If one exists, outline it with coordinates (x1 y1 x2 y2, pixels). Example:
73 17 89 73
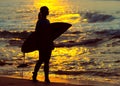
0 75 91 86
0 75 119 86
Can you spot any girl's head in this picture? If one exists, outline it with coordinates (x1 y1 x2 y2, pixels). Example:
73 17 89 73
40 6 49 16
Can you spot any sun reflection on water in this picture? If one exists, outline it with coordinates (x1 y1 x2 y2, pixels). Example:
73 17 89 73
23 46 91 71
33 0 70 13
33 0 81 23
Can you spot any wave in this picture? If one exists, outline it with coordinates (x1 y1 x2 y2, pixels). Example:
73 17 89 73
0 31 30 39
0 31 82 39
80 12 115 23
2 29 120 39
52 70 120 77
8 38 102 48
94 29 120 38
0 29 120 48
55 38 102 47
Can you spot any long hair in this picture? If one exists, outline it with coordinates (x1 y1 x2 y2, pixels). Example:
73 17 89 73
38 6 49 19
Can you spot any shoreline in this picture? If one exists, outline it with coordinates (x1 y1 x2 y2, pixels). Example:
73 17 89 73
0 75 91 86
0 75 119 86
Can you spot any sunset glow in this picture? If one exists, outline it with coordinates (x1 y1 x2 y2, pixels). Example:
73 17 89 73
33 0 81 23
33 0 69 13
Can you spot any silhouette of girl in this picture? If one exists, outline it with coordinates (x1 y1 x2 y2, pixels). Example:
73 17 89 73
32 6 54 83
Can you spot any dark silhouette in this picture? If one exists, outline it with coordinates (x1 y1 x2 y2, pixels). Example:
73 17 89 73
32 6 54 83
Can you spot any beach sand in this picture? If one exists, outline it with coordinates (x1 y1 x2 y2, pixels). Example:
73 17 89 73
0 75 119 86
0 75 93 86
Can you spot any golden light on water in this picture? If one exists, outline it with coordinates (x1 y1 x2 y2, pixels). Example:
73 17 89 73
33 0 81 23
33 0 69 13
25 47 90 65
52 47 89 57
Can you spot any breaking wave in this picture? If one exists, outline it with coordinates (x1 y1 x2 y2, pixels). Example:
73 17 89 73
80 12 115 23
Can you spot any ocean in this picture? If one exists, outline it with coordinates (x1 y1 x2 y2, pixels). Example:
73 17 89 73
0 0 120 85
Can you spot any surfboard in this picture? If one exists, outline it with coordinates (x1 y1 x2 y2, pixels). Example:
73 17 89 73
50 22 72 40
21 22 72 53
21 32 37 53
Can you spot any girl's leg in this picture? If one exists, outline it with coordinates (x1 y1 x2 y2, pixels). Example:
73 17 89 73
32 51 43 82
43 50 52 83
